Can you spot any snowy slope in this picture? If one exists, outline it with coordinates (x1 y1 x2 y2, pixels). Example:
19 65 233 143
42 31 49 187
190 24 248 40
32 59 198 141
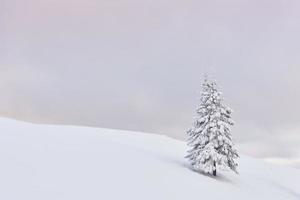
0 118 299 200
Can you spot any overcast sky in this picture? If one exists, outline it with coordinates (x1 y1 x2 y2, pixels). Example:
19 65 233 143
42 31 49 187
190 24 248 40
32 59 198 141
1 0 300 167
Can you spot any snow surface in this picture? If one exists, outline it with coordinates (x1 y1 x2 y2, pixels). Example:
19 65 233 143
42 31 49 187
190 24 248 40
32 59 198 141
0 118 299 200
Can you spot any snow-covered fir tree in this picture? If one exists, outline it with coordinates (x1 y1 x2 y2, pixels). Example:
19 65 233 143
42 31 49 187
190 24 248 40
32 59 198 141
186 77 238 176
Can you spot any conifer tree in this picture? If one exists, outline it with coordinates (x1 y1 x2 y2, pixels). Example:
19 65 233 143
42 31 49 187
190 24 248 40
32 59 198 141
186 77 238 176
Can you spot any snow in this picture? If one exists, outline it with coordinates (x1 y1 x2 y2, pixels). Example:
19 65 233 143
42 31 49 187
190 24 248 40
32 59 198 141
0 117 299 200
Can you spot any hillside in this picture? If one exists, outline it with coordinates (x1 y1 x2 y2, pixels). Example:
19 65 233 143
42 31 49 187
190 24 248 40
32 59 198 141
0 118 299 200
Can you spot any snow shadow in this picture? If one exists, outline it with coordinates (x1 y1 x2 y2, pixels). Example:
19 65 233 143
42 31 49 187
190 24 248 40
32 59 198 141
185 164 235 184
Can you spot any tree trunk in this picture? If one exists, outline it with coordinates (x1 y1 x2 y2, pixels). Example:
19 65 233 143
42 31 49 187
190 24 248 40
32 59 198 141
213 161 217 176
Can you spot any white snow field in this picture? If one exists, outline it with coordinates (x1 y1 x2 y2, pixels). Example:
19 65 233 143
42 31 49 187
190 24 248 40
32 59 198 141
0 118 299 200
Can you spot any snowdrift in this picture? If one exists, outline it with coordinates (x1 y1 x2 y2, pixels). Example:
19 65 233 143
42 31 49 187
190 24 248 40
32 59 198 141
0 118 299 200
